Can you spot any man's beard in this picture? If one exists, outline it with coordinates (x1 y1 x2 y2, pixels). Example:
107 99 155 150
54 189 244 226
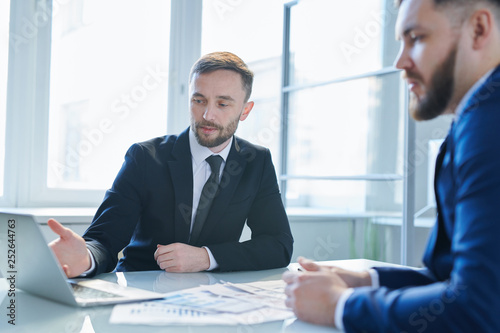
409 45 457 121
192 116 239 148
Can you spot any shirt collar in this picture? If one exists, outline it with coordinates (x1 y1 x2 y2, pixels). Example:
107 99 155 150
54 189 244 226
189 128 232 166
455 68 495 118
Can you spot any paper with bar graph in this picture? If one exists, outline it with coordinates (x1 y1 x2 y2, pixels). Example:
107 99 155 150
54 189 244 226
109 280 293 326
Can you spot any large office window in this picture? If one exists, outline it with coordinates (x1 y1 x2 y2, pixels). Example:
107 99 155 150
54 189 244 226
201 0 284 171
281 0 451 266
281 0 410 264
282 0 403 214
3 1 450 266
1 0 172 207
47 0 170 191
0 1 10 198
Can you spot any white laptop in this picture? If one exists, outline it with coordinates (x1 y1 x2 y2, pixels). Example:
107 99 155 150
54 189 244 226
0 212 165 307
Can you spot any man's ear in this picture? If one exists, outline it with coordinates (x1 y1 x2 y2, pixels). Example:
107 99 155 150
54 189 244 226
239 101 254 121
469 9 494 50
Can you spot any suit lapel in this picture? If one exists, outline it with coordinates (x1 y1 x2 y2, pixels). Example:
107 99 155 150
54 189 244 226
433 134 449 194
168 129 194 243
424 127 452 271
195 138 248 244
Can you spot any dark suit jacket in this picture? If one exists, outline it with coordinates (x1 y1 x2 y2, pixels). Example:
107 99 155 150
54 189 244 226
83 128 293 275
342 67 500 332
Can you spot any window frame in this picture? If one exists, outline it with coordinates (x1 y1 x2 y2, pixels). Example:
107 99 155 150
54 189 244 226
1 0 202 208
280 0 416 265
0 0 12 205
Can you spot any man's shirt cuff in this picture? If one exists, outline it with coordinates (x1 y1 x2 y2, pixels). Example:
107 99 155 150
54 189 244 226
335 288 354 330
79 248 96 277
368 268 380 288
334 269 379 329
203 246 219 271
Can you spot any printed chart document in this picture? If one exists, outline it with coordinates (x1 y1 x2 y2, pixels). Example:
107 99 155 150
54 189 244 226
109 280 294 326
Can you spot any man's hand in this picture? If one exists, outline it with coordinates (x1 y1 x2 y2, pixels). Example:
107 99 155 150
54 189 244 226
297 256 372 288
154 243 210 273
283 269 348 327
47 219 91 278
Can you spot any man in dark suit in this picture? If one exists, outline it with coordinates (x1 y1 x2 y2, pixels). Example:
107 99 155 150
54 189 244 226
283 0 500 331
48 52 293 277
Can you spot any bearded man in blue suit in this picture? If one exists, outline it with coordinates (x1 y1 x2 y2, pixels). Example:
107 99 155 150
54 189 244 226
284 0 500 331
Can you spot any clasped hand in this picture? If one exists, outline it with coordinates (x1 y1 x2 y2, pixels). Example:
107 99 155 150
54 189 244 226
154 243 210 273
282 257 372 327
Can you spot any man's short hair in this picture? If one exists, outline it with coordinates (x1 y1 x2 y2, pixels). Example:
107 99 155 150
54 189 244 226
189 52 254 102
397 0 500 7
396 0 500 26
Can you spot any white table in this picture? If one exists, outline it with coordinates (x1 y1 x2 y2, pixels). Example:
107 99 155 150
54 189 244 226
0 259 398 332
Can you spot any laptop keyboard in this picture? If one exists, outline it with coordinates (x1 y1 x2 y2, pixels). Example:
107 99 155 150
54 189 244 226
71 283 121 299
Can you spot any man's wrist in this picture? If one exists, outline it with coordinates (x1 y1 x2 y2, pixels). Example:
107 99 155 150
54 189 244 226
360 270 373 287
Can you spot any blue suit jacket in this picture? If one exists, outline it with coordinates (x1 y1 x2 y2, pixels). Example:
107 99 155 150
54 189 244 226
83 128 293 275
343 67 500 332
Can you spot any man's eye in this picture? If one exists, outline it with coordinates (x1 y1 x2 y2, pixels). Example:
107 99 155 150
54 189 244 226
219 103 228 107
409 33 423 43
